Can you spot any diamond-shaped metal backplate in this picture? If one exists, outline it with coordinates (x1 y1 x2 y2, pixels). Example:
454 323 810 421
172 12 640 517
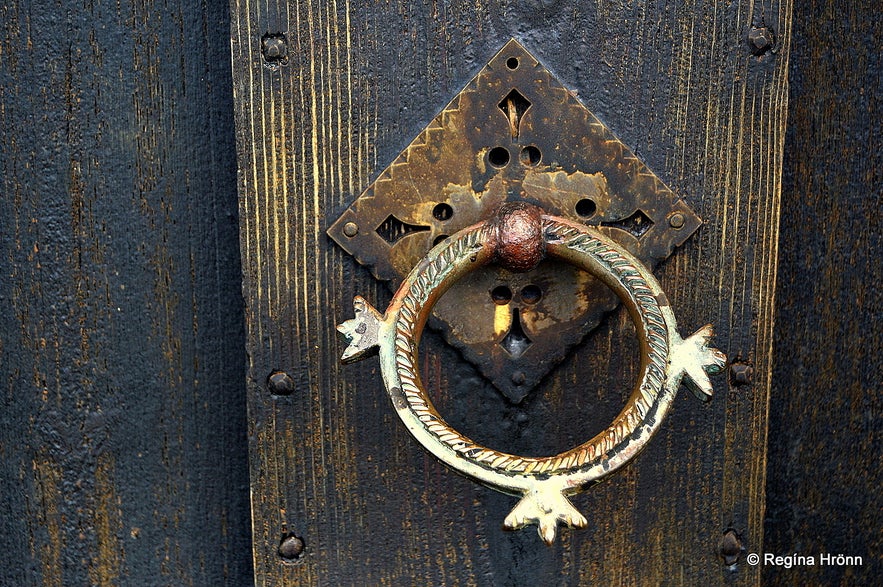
328 39 700 403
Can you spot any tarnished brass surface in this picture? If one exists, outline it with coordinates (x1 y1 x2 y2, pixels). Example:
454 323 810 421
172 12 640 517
329 39 701 402
338 204 726 544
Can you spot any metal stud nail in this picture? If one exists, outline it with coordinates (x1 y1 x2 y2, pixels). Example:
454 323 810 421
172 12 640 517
278 534 305 561
268 370 295 395
668 212 685 229
748 26 774 56
730 363 753 386
719 529 742 565
262 33 287 64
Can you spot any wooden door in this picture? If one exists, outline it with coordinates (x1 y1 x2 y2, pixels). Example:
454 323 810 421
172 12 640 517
4 2 880 586
230 2 791 585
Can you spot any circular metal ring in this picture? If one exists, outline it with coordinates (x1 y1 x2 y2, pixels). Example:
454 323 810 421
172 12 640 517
338 204 725 543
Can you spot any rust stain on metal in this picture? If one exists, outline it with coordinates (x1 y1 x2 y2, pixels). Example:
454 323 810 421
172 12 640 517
490 202 546 272
328 39 702 402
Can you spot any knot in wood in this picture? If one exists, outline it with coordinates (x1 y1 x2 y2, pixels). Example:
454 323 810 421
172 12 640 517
491 202 545 272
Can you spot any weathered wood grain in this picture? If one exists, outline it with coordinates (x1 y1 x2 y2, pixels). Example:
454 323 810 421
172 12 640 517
764 0 882 584
0 1 252 585
231 1 791 584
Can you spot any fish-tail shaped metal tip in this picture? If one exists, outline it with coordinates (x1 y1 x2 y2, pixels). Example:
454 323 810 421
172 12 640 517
503 489 588 545
337 296 383 363
672 324 727 401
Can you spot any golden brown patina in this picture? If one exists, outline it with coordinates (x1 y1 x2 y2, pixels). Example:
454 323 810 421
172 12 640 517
329 39 702 402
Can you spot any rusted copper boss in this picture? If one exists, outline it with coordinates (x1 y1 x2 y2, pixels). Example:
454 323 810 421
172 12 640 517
338 203 726 544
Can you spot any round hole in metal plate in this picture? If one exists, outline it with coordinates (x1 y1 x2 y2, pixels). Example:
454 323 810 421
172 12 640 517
520 145 541 166
488 146 511 167
521 284 542 304
575 198 596 218
491 285 513 305
433 203 454 221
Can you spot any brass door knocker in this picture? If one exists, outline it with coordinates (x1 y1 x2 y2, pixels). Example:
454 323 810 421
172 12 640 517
338 202 726 544
328 40 703 402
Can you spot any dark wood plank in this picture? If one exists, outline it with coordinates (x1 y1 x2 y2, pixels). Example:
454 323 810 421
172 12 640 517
231 1 791 584
765 0 882 583
0 1 252 584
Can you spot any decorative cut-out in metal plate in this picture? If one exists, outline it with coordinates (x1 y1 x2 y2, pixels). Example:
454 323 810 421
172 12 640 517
328 39 701 402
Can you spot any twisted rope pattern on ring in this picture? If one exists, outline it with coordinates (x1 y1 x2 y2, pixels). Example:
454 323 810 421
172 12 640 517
393 219 669 476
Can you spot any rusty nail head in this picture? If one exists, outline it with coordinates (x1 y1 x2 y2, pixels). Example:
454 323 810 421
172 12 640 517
730 363 753 386
262 33 287 63
719 529 742 565
268 370 295 395
491 202 546 273
748 26 774 55
278 534 305 561
343 222 359 237
668 212 685 229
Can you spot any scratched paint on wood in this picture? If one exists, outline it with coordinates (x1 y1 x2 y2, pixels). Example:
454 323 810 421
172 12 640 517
764 1 883 584
231 1 792 585
0 1 252 585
